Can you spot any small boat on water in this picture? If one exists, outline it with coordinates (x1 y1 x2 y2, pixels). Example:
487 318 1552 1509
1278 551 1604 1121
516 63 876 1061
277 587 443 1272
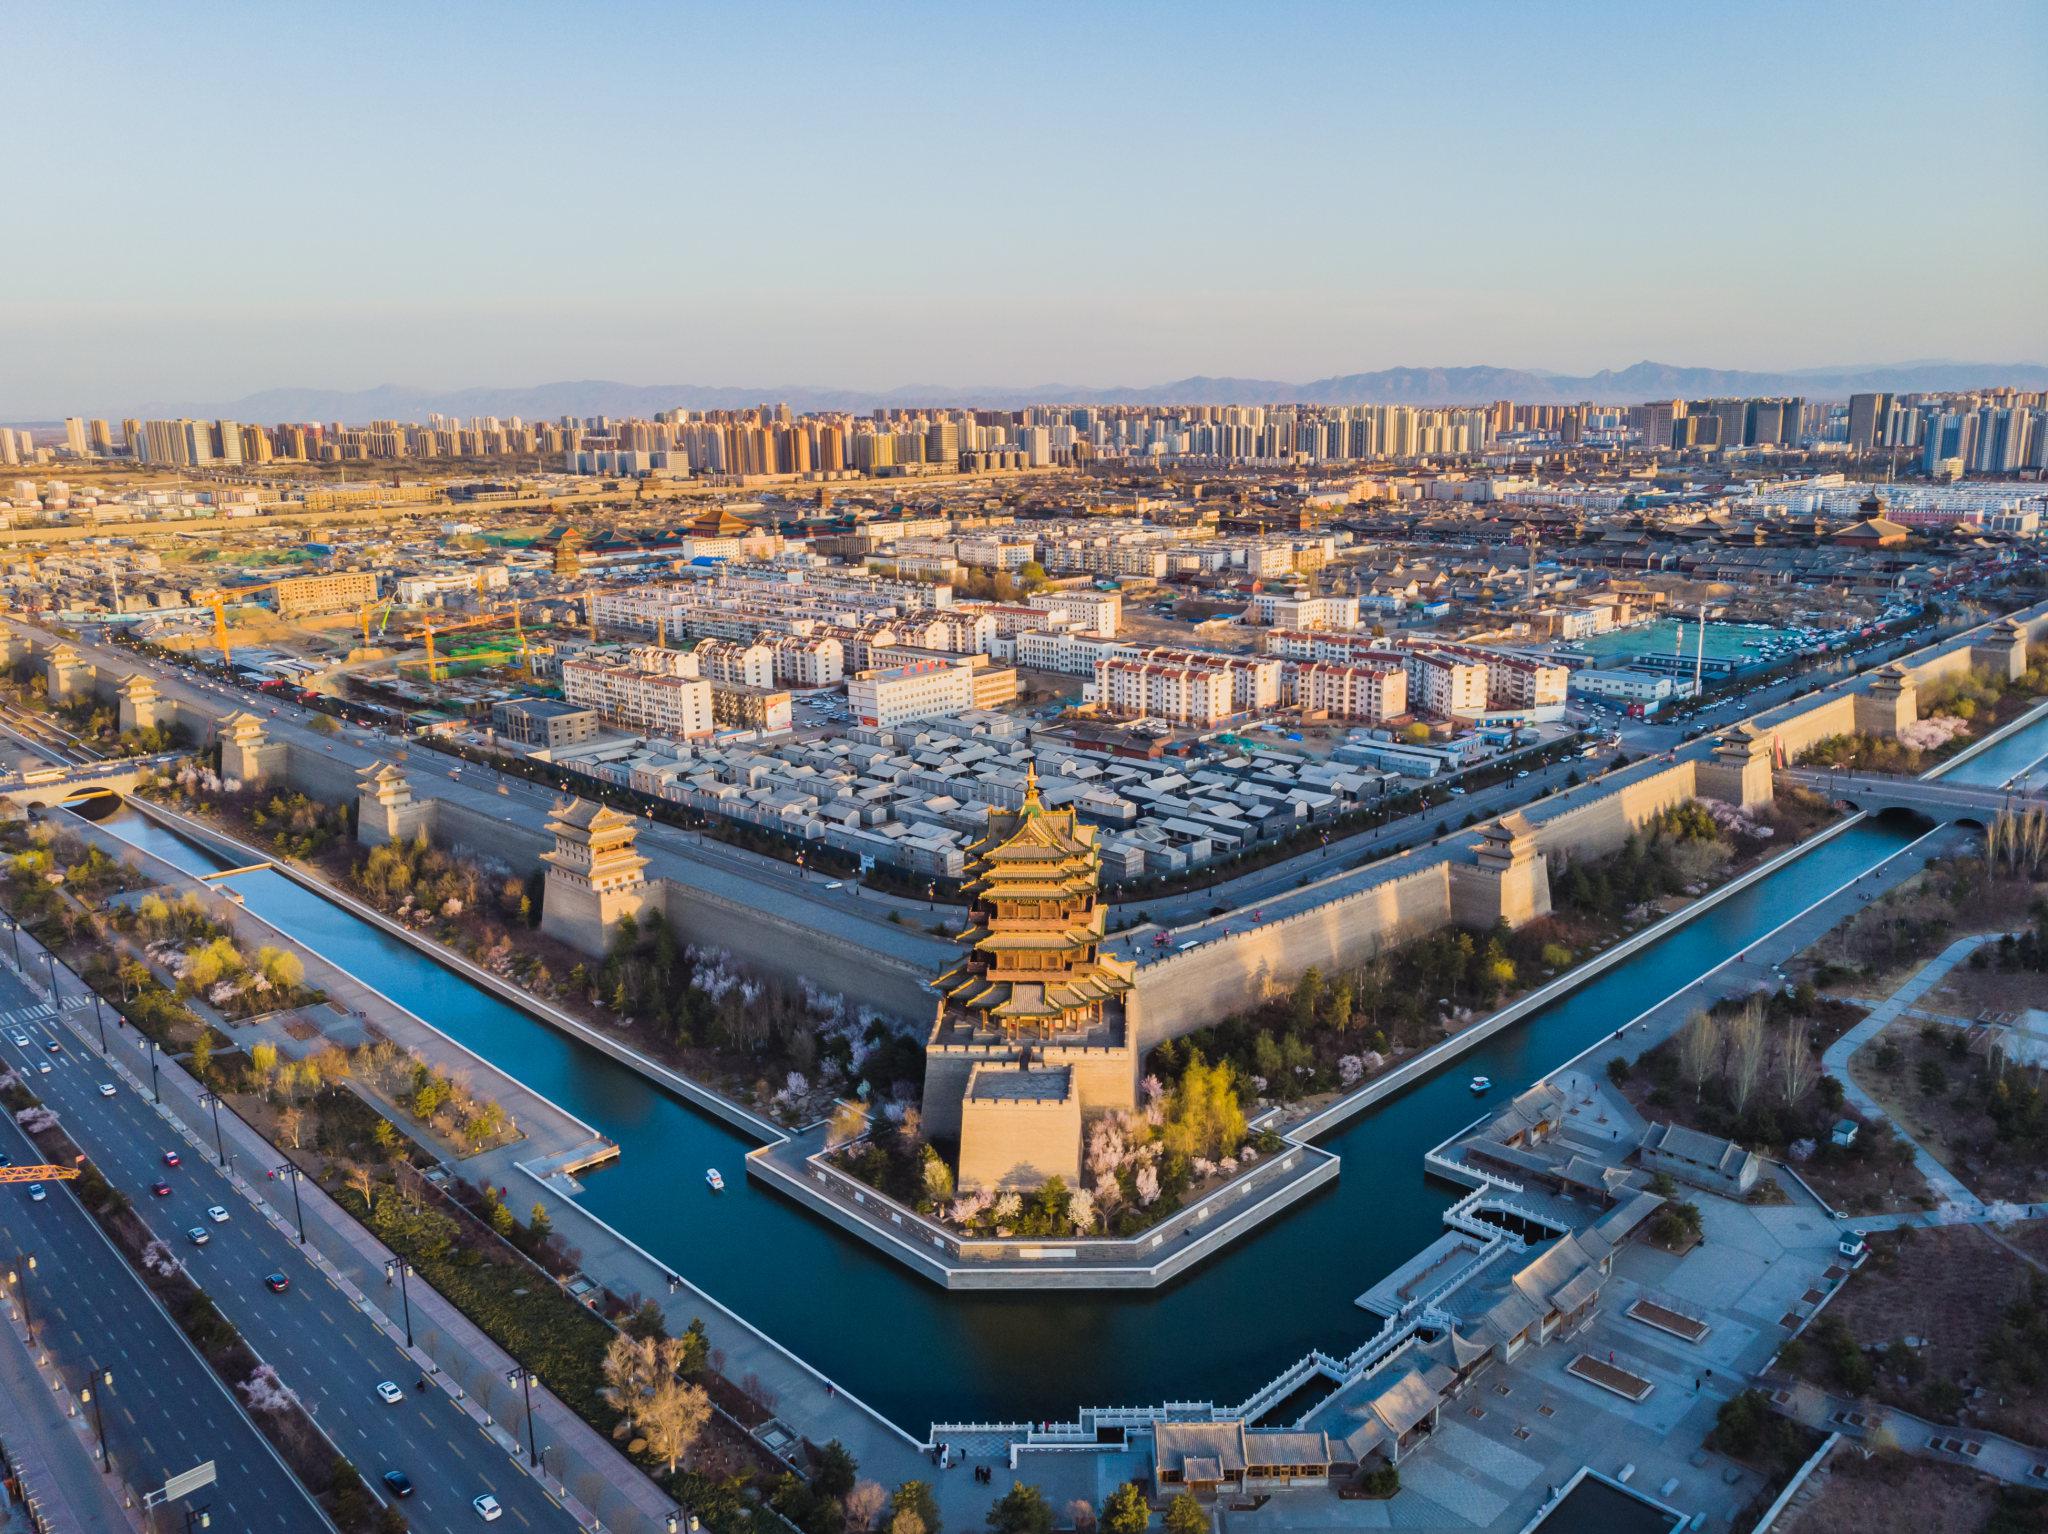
705 1169 725 1192
1469 1076 1492 1094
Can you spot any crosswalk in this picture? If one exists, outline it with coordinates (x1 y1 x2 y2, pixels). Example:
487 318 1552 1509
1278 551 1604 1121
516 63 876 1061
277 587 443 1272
0 1001 55 1029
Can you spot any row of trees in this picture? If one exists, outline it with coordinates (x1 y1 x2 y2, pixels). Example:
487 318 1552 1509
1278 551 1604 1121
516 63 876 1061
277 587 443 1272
246 790 353 860
1161 917 1543 1107
1553 803 1733 922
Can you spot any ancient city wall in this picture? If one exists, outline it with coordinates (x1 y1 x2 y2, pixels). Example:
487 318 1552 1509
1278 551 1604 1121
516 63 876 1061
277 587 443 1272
1131 861 1454 1040
1759 692 1859 763
1528 759 1698 865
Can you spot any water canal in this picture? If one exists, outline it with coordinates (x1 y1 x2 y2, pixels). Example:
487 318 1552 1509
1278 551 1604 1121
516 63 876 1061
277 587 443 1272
75 711 2048 1429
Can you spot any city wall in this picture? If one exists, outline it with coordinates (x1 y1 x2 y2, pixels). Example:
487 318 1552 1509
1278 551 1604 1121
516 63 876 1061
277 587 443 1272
1526 759 1697 864
1130 861 1455 1041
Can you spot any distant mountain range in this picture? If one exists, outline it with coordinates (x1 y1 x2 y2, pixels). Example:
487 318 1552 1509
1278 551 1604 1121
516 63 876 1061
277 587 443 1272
134 359 2048 423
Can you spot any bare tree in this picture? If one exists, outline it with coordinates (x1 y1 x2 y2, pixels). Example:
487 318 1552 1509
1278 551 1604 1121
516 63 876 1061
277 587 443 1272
601 1333 658 1438
1727 1002 1767 1115
602 1334 710 1473
1779 1023 1817 1106
638 1376 711 1474
1677 1011 1721 1100
846 1481 888 1533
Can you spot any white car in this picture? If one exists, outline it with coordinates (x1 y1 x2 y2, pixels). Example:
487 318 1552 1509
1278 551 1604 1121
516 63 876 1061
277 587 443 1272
98 1082 117 1098
375 1380 405 1405
473 1494 503 1522
206 1205 231 1224
27 1183 45 1201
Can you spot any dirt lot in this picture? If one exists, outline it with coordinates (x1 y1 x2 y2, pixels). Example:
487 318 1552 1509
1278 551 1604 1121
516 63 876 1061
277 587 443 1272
1780 1449 2003 1534
1850 1022 2048 1204
1929 960 2048 1021
1800 1223 2048 1446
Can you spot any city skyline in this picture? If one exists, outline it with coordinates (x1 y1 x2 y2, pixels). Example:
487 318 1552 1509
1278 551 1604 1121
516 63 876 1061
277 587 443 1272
8 0 2045 417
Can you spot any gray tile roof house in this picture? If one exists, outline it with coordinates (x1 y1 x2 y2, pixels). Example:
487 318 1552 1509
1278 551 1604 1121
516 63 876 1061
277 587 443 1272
1637 1121 1762 1197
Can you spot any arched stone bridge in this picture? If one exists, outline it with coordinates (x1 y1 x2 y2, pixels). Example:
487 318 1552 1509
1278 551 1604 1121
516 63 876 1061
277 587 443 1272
1 753 184 809
1778 766 2041 825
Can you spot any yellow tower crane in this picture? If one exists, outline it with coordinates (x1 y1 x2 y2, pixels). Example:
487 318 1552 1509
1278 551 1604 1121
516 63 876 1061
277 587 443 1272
0 1164 81 1185
197 582 281 668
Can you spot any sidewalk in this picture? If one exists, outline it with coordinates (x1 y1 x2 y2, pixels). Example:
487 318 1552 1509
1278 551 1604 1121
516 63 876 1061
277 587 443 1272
8 933 683 1534
1820 932 2010 1218
1763 1373 2048 1489
0 1297 144 1534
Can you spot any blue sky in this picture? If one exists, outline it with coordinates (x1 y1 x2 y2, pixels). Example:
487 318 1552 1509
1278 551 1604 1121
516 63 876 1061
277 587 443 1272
6 0 2044 415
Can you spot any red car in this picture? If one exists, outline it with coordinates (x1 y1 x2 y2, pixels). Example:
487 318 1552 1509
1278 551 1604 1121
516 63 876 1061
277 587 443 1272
150 1180 172 1197
162 1151 180 1167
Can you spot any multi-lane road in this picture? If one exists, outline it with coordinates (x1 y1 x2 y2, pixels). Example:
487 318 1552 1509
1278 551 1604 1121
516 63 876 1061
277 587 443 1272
0 956 580 1533
1 1013 325 1531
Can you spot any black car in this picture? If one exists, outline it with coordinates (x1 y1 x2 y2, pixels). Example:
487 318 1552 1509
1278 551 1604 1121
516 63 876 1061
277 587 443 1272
382 1470 414 1499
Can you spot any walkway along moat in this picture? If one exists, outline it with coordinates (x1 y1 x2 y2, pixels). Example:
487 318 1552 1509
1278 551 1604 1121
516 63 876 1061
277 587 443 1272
73 708 2048 1433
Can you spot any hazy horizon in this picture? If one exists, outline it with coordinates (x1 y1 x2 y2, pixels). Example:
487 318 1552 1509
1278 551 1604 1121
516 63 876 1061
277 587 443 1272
6 0 2044 419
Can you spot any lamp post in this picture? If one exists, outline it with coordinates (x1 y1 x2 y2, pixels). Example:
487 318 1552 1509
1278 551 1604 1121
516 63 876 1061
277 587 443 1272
3 918 20 970
384 1258 415 1348
8 1255 37 1342
91 993 107 1054
274 1162 306 1244
37 948 56 1001
82 1364 112 1473
198 1091 227 1169
506 1367 541 1466
148 1037 160 1104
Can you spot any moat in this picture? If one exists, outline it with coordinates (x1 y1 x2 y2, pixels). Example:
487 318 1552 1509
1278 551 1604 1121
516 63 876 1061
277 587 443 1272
76 709 2046 1432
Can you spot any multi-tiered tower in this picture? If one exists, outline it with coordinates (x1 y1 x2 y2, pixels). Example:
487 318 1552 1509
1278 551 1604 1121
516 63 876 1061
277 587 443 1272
923 769 1137 1191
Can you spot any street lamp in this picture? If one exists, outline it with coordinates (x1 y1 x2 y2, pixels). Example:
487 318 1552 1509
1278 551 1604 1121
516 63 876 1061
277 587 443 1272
273 1162 306 1244
8 1255 37 1341
198 1091 227 1168
384 1258 416 1348
148 1037 161 1104
83 1364 112 1473
38 948 56 1001
506 1367 541 1466
2 918 19 970
91 992 108 1054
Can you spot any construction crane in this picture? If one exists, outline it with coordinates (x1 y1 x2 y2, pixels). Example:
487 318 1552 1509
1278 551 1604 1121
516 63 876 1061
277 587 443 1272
412 609 525 682
0 1164 81 1185
356 600 398 649
197 581 282 668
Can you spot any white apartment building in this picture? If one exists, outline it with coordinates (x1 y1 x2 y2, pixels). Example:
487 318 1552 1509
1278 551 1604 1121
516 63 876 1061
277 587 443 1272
847 659 977 728
1027 590 1123 634
772 634 845 687
693 638 775 689
956 533 1037 570
1405 651 1490 719
1095 657 1233 727
562 659 714 739
1284 660 1408 723
1017 630 1133 676
1429 644 1569 710
394 565 509 603
1121 646 1282 712
1247 591 1359 630
625 644 698 677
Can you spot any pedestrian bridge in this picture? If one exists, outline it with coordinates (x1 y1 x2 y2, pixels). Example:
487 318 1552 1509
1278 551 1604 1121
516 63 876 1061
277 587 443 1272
1 753 183 810
1779 766 2040 824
